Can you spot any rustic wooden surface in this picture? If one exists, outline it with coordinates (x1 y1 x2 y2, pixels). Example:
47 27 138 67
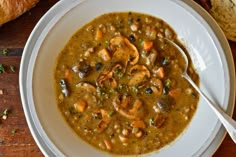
0 0 235 156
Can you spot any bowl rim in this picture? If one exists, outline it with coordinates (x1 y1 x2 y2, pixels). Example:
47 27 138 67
19 0 236 156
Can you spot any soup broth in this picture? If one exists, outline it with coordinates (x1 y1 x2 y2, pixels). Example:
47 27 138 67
54 12 199 155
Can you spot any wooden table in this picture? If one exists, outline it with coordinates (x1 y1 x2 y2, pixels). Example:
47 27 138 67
0 0 235 156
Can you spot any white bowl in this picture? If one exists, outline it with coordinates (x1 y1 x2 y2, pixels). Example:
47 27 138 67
19 0 235 156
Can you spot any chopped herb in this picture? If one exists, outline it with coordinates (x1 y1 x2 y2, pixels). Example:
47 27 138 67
97 100 103 107
160 44 166 50
118 84 129 92
138 38 143 44
118 84 123 89
0 64 5 73
138 30 142 34
105 40 109 46
118 84 125 90
162 79 171 95
10 65 15 72
76 82 82 88
114 69 123 79
2 49 8 56
149 118 155 126
162 56 170 66
113 68 119 74
108 111 115 117
92 112 101 119
117 72 123 79
104 93 109 99
11 129 17 134
131 86 138 93
96 87 103 96
165 79 171 88
109 88 116 93
125 121 130 126
3 108 9 116
69 106 77 114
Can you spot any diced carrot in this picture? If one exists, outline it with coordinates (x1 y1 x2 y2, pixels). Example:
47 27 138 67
95 29 103 41
98 48 111 61
156 67 164 79
104 139 112 150
169 88 182 98
64 69 71 78
143 40 153 51
131 120 146 129
121 95 130 108
110 78 118 88
74 100 87 112
100 109 111 123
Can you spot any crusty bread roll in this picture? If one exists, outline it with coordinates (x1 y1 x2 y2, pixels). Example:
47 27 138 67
0 0 39 25
209 0 236 41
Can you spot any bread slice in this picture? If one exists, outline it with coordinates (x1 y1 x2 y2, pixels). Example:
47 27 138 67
0 0 39 25
209 0 236 41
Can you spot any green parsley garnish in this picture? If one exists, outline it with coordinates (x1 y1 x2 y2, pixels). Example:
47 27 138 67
3 109 9 115
165 79 171 88
11 129 17 134
108 111 115 117
162 56 170 65
2 49 8 56
131 86 138 93
109 88 116 93
0 64 5 73
10 65 15 72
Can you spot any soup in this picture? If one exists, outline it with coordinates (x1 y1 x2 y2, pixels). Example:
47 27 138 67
54 12 199 155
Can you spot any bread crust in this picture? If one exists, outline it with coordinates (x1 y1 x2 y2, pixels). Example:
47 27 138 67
0 0 39 25
209 0 236 41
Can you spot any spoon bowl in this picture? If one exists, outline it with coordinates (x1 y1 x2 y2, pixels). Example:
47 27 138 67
165 38 236 143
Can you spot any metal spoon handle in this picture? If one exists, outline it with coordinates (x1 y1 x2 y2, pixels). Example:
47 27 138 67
183 73 236 143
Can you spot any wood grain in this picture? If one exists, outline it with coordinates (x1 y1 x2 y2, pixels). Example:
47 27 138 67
0 0 235 156
0 0 59 48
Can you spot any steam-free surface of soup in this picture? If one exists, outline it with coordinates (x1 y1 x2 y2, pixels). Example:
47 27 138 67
54 12 199 155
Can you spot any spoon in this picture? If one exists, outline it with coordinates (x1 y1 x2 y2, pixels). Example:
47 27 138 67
165 38 236 143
